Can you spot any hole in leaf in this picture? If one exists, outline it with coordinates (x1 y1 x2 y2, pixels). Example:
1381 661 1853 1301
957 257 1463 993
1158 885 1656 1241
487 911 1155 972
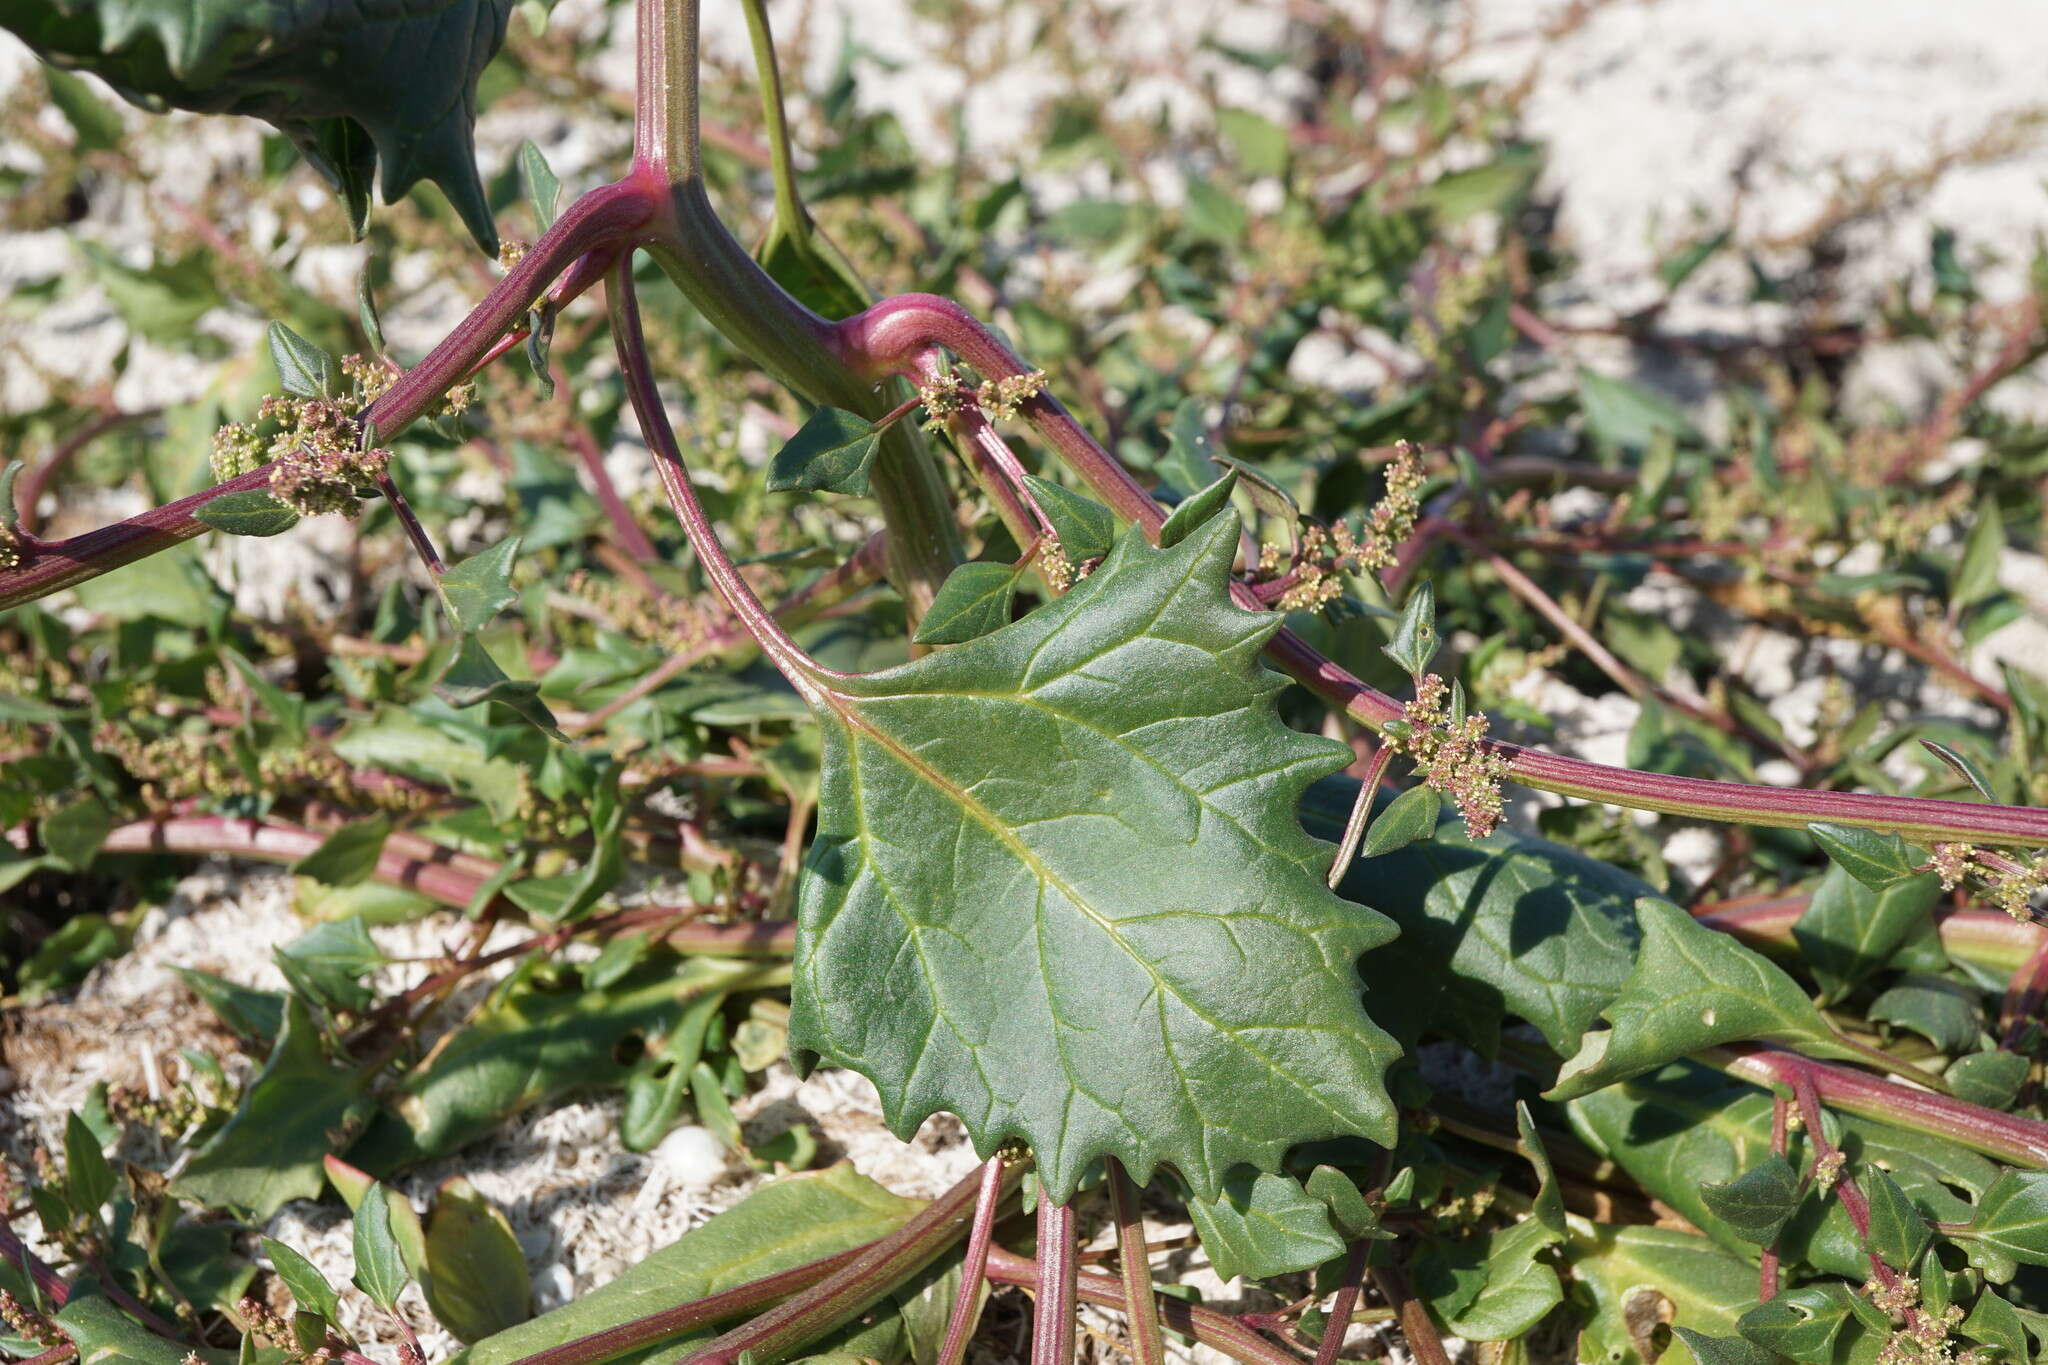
612 1032 647 1066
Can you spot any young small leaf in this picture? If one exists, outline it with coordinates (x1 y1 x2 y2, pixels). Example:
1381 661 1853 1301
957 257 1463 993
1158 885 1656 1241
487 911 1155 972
264 1239 341 1320
1947 1050 2029 1110
1022 475 1117 561
1961 1286 2029 1359
1185 1171 1345 1282
767 408 883 495
1869 978 1980 1054
1547 898 1866 1100
357 272 386 356
195 491 301 537
1515 1102 1566 1236
42 794 110 872
1157 399 1223 498
1384 582 1437 678
1698 1154 1801 1245
353 1183 412 1310
438 537 522 633
267 322 342 400
1302 1166 1383 1242
64 1112 114 1216
913 562 1020 646
517 141 560 231
289 816 392 889
1806 822 1922 892
436 637 563 739
1360 784 1439 858
1157 469 1239 549
1862 1167 1932 1268
1921 738 1998 800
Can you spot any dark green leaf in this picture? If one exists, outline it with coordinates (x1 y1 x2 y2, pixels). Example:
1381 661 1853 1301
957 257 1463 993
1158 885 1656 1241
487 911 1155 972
264 1238 341 1320
767 408 882 495
787 518 1399 1203
16 913 125 1000
290 816 392 889
41 793 110 871
912 562 1018 646
1310 776 1649 1056
1435 1217 1562 1341
1869 977 1980 1054
1863 1166 1932 1268
448 1165 918 1365
275 916 383 1012
1021 475 1117 562
65 1112 114 1215
1549 898 1864 1101
1962 1286 2030 1359
1738 1284 1859 1363
1384 581 1437 678
174 998 375 1216
1302 1166 1382 1241
1806 822 1922 892
424 1179 531 1343
518 141 559 230
353 1183 411 1309
1577 367 1695 451
2 0 514 250
1671 1329 1777 1365
55 1288 202 1365
194 490 302 537
1698 1155 1801 1245
1156 469 1239 549
174 968 285 1043
439 538 523 634
437 636 563 738
1955 1171 2048 1279
1792 866 1940 1005
268 321 342 399
1516 1103 1566 1236
1948 1050 2029 1110
1360 784 1438 858
1185 1171 1345 1282
1157 400 1223 499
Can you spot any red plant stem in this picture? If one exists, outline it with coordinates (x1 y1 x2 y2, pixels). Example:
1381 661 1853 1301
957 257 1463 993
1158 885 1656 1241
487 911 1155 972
1105 1159 1165 1365
1032 1198 1078 1365
1782 1067 1898 1289
1698 899 2045 975
934 1156 1009 1365
828 292 2048 848
568 425 659 562
562 531 887 735
1311 1242 1370 1365
13 406 159 536
1720 1044 2048 1168
1760 1095 1789 1302
14 1346 77 1365
1366 1262 1451 1365
373 467 445 576
0 181 655 612
0 1221 68 1308
676 1159 1025 1365
90 815 796 955
982 1247 1306 1365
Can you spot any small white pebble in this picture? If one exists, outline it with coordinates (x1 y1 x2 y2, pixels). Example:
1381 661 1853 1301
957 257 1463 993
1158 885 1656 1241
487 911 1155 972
652 1125 731 1190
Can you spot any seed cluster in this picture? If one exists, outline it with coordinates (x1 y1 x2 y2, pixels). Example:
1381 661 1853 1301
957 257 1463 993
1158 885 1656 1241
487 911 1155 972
1389 673 1510 839
1930 841 2046 922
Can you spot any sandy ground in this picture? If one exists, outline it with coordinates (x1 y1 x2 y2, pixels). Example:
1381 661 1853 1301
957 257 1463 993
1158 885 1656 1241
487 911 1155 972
6 1 2048 1362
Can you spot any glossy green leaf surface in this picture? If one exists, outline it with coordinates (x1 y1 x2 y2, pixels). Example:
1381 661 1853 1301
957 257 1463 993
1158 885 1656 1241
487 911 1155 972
1954 1171 2048 1281
424 1178 532 1343
767 408 883 495
1565 1224 1754 1365
290 815 391 888
1791 865 1940 1005
912 562 1019 646
1 0 514 249
1548 898 1864 1100
439 538 522 634
193 490 301 537
353 1183 412 1309
788 518 1400 1202
1021 475 1117 562
1806 822 1922 892
1697 1155 1801 1246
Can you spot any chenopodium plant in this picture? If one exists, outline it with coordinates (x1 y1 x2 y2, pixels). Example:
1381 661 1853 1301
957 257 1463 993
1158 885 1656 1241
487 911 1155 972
13 1 2048 1364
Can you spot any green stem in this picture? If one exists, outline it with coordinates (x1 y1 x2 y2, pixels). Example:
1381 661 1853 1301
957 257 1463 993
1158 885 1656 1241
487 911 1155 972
738 0 807 245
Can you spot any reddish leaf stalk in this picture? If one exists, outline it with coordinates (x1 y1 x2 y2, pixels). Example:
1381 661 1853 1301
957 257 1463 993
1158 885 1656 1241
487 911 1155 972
934 1156 1010 1365
1720 1044 2048 1168
674 1157 1026 1365
1366 1262 1452 1365
1104 1159 1165 1365
1761 1093 1789 1302
0 181 654 612
981 1247 1308 1365
1311 1241 1370 1365
1032 1198 1079 1365
827 292 2048 847
1698 898 2044 975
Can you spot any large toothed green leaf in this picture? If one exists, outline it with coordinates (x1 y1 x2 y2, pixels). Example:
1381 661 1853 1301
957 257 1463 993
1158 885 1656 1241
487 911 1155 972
787 516 1401 1203
0 0 514 250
